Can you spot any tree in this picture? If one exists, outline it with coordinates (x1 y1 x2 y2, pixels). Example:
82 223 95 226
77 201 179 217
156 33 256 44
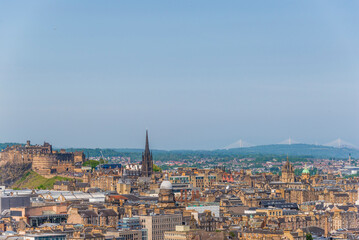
153 164 162 172
229 231 236 238
83 160 100 169
306 233 313 240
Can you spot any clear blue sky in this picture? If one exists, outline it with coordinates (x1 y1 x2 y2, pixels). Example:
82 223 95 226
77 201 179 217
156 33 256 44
0 1 358 150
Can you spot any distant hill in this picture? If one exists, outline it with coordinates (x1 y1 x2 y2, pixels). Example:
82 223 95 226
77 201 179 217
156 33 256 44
1 142 357 159
216 144 358 158
0 143 21 150
68 144 358 159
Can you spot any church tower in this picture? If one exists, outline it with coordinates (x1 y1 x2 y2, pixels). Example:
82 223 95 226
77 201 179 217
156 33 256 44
281 156 295 183
141 130 153 177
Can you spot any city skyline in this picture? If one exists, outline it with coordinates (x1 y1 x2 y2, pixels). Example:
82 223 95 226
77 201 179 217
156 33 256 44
0 135 357 151
1 1 358 149
2 2 359 239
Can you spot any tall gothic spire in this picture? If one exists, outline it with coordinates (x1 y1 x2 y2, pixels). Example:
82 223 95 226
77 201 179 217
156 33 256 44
145 129 150 153
141 130 153 177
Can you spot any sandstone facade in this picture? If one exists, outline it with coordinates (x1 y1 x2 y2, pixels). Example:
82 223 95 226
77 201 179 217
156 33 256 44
0 141 84 176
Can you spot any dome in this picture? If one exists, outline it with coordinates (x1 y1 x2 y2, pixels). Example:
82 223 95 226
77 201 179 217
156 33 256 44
160 174 172 190
160 181 172 190
302 163 310 175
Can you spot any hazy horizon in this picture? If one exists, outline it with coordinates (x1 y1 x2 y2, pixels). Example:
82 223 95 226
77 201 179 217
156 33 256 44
0 137 356 151
1 1 358 150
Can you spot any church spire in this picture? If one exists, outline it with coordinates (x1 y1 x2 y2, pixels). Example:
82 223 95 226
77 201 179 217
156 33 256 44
141 130 153 177
145 129 150 153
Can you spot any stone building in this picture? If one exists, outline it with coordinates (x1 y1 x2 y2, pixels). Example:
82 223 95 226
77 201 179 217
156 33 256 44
318 189 351 204
283 189 317 205
117 179 131 194
53 181 90 192
0 141 84 176
139 214 182 240
67 204 118 228
331 206 359 231
191 211 217 232
106 229 145 240
164 225 225 240
281 158 295 183
10 204 68 227
90 174 120 192
158 175 176 209
238 229 306 240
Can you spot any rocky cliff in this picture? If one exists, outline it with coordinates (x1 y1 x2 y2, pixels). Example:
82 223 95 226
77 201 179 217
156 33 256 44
0 162 32 186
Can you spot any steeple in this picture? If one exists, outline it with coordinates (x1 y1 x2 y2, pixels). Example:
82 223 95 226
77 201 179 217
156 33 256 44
145 130 150 153
281 154 295 183
141 130 153 177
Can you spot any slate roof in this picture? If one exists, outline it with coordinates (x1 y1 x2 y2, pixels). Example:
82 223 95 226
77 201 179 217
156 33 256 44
301 226 325 236
98 209 117 217
79 210 98 218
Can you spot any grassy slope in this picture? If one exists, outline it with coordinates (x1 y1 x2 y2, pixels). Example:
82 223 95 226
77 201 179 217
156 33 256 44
12 170 75 190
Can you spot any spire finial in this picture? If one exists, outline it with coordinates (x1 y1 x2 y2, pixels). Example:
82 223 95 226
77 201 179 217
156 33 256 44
145 129 150 152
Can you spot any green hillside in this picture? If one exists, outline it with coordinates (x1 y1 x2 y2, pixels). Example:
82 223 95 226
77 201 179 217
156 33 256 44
12 170 75 190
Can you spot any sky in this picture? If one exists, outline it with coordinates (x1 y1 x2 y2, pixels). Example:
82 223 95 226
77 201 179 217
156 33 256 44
0 1 358 150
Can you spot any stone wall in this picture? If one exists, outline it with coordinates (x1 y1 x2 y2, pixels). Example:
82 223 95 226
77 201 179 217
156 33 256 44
32 155 58 175
0 142 85 177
